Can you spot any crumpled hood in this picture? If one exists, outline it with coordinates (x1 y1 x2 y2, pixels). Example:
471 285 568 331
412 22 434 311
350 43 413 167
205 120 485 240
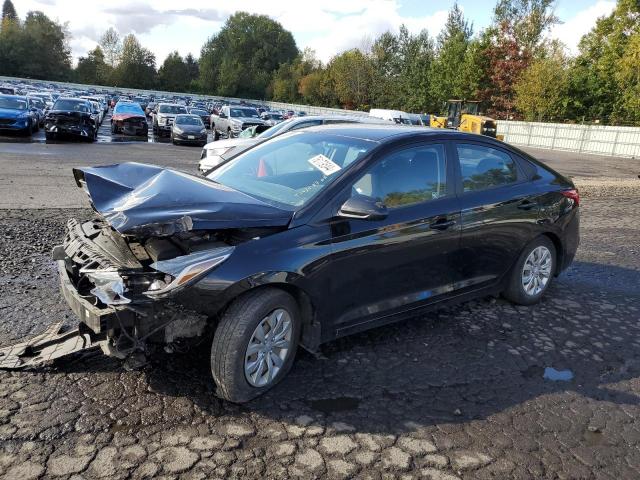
72 162 293 236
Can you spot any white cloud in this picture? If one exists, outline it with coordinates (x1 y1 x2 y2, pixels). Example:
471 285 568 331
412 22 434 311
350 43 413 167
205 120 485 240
549 1 616 54
14 0 449 64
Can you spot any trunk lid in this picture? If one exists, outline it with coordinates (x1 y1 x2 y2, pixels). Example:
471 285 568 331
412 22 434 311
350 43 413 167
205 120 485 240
73 162 293 236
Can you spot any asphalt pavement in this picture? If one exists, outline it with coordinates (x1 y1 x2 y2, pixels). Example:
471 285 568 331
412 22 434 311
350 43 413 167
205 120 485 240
0 125 639 479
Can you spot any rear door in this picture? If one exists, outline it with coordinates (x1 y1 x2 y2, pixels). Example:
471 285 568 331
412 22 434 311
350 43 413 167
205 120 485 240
326 141 461 337
453 141 539 291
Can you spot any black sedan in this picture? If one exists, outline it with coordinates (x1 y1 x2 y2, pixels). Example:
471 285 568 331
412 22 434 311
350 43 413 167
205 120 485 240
48 125 579 402
44 98 97 142
170 114 208 146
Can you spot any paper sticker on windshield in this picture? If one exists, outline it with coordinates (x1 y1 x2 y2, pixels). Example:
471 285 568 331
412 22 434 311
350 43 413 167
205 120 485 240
308 154 341 176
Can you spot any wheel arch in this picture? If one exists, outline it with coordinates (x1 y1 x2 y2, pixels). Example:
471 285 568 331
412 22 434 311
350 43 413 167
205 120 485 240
540 231 564 276
215 277 321 354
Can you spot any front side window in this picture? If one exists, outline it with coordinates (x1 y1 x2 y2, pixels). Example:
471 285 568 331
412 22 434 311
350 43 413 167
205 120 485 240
351 144 447 208
208 131 377 209
456 144 518 192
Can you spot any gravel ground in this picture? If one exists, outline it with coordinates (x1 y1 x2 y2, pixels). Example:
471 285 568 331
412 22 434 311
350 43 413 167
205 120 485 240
0 141 639 479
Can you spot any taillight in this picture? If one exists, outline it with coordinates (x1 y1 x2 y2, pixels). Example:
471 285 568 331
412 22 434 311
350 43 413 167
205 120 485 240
561 189 580 206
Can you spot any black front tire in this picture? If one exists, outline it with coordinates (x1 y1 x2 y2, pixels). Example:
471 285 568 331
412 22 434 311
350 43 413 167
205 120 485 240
503 236 556 306
211 288 301 403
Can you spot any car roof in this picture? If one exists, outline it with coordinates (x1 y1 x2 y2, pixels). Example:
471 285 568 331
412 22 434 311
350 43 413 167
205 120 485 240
300 123 487 142
55 97 89 103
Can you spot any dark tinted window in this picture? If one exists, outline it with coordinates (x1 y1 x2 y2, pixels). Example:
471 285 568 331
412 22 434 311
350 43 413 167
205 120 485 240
457 144 517 192
352 144 447 208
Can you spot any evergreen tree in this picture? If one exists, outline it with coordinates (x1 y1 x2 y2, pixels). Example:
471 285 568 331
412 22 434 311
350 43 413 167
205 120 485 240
1 0 17 21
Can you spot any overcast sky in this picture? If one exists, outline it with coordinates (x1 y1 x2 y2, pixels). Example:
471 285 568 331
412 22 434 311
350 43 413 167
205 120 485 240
14 0 616 64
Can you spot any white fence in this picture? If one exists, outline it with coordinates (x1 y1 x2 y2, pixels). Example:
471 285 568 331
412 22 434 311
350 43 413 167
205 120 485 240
498 121 640 158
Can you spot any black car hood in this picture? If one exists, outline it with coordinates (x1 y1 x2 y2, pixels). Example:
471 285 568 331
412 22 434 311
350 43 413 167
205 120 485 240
176 124 205 133
72 162 293 236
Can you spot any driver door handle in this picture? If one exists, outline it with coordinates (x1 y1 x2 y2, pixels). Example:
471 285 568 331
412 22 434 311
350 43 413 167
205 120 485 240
429 218 456 231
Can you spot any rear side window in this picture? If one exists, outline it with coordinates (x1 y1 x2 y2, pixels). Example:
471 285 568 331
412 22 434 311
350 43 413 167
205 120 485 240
352 144 447 208
456 144 518 192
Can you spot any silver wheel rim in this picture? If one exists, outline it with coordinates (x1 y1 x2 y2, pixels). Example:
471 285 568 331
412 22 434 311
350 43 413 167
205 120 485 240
522 246 552 296
244 308 293 387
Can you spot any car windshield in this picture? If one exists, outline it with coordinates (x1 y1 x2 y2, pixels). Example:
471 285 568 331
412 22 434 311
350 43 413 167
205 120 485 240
190 109 207 115
230 108 259 118
267 114 283 120
0 97 27 110
175 115 203 126
29 98 44 108
159 105 187 114
207 131 377 209
115 103 144 115
53 100 89 112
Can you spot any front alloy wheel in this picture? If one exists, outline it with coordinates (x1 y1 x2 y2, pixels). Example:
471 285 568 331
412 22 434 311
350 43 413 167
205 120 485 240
210 288 300 403
244 308 293 387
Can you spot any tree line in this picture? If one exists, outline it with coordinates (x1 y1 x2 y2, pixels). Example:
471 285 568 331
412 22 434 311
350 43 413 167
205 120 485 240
0 0 638 124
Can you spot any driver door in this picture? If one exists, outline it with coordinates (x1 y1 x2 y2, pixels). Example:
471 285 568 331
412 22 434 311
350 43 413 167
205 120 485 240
327 142 461 337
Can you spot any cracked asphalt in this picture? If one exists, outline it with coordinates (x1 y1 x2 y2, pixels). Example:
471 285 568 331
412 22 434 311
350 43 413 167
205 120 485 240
0 139 639 479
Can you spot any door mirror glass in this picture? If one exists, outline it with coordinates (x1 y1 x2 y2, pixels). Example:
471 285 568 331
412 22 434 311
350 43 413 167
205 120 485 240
339 194 388 221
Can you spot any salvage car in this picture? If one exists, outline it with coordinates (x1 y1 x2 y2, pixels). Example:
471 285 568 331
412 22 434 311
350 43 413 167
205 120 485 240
44 97 97 141
0 94 38 135
111 101 149 137
153 103 187 136
0 125 579 404
170 114 208 146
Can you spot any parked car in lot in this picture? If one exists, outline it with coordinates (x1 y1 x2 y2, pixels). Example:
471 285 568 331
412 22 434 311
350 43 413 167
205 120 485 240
45 125 579 402
27 96 46 128
199 115 387 173
210 105 265 140
188 107 211 128
111 101 149 137
170 114 208 146
153 103 187 136
0 94 38 135
261 111 284 126
44 97 97 142
145 101 156 117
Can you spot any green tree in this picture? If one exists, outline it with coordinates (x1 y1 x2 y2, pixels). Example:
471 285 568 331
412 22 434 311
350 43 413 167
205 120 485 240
19 11 72 80
326 49 375 110
567 0 640 124
158 51 189 92
112 34 156 89
514 46 568 121
615 32 640 124
269 48 319 102
429 3 474 109
1 0 17 21
75 46 111 85
184 53 199 91
199 12 298 98
493 0 559 54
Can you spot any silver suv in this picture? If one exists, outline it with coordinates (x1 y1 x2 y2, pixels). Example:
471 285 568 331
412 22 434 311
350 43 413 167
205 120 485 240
152 103 187 136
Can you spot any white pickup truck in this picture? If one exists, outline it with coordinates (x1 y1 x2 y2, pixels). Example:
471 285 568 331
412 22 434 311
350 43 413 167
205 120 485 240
210 105 266 140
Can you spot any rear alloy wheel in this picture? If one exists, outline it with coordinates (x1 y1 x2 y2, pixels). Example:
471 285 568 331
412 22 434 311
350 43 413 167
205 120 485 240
504 236 556 305
211 288 300 403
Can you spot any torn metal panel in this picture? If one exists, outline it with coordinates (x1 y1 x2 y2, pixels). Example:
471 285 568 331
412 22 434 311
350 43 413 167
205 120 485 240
72 163 293 235
0 321 104 369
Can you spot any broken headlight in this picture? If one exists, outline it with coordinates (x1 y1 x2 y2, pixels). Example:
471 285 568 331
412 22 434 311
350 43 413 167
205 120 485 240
144 246 234 297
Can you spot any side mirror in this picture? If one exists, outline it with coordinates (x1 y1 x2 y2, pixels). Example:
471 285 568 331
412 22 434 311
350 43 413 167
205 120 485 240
338 194 388 221
219 112 227 119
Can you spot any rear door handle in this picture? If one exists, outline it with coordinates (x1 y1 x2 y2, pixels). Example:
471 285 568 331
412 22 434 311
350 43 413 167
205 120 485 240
429 218 456 231
517 200 537 210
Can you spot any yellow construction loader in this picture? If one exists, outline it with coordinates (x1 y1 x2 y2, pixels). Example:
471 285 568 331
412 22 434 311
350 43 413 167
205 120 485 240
432 100 503 140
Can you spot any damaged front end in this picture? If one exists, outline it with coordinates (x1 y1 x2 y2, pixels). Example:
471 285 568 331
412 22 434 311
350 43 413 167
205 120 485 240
1 162 291 369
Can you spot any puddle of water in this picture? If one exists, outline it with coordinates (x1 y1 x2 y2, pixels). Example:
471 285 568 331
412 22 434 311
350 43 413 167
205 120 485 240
308 396 361 414
543 367 574 381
